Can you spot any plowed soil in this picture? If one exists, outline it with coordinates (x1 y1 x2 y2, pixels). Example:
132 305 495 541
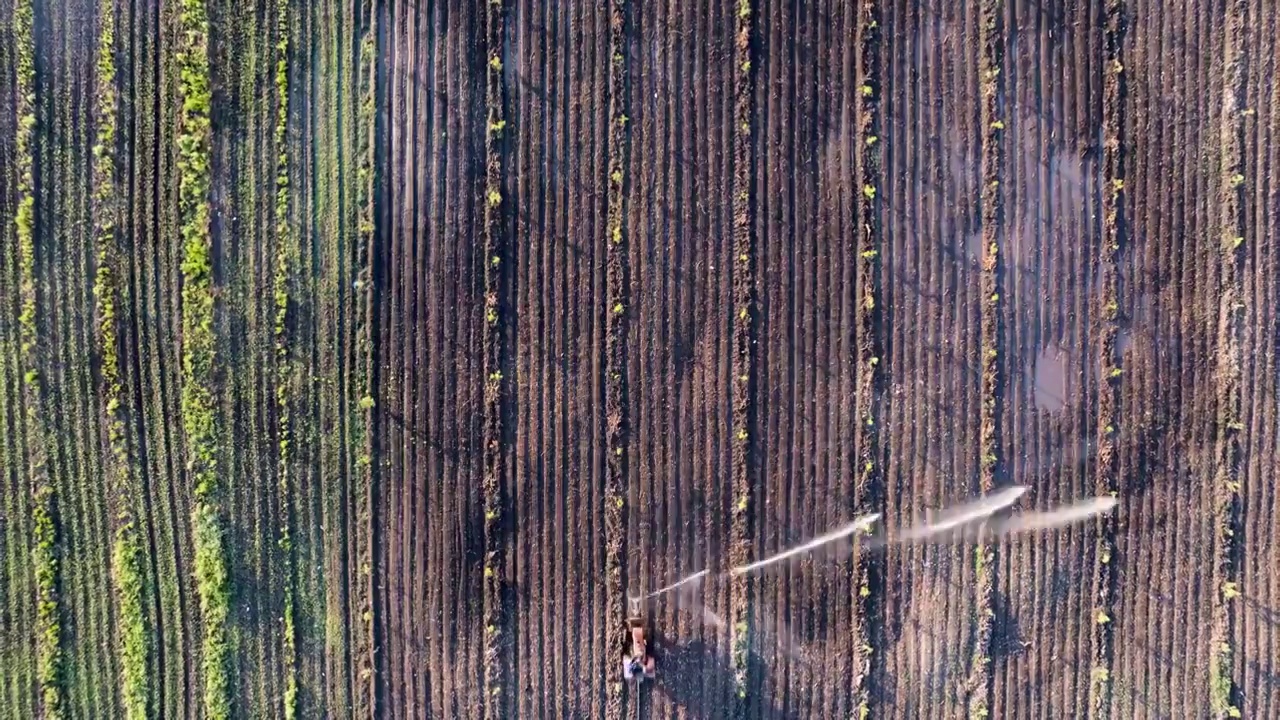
1 0 1278 719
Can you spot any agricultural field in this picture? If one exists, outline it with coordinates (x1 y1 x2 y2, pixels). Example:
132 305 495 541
0 0 1277 718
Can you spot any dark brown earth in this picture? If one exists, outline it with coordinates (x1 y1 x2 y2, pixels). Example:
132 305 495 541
0 0 1277 719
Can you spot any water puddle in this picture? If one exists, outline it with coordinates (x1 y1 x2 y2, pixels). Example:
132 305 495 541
1033 344 1068 412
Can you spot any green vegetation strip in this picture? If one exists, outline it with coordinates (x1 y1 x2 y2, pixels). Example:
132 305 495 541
1091 1 1126 716
971 0 1006 715
729 0 755 711
15 0 65 715
92 0 152 717
175 1 231 718
604 0 630 715
1211 1 1247 717
852 2 882 717
352 2 377 713
272 1 299 716
482 0 509 717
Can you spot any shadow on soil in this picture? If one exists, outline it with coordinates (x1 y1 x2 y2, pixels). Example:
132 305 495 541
645 632 798 720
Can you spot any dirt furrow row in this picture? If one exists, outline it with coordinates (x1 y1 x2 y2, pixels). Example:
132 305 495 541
436 4 482 715
291 0 327 711
131 0 200 712
629 1 671 715
46 4 89 715
987 0 1102 715
378 2 485 715
49 7 108 710
310 0 355 709
756 0 792 711
217 2 279 712
512 3 544 716
1235 2 1280 712
877 0 978 714
1112 0 1218 712
376 0 410 710
1115 0 1168 711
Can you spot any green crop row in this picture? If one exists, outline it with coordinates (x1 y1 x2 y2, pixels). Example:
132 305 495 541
971 0 1006 715
351 3 378 714
729 0 756 711
603 0 630 715
15 0 65 716
1091 1 1127 716
92 0 152 717
1209 2 1248 717
271 1 299 717
175 1 231 718
852 2 883 717
481 1 509 716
